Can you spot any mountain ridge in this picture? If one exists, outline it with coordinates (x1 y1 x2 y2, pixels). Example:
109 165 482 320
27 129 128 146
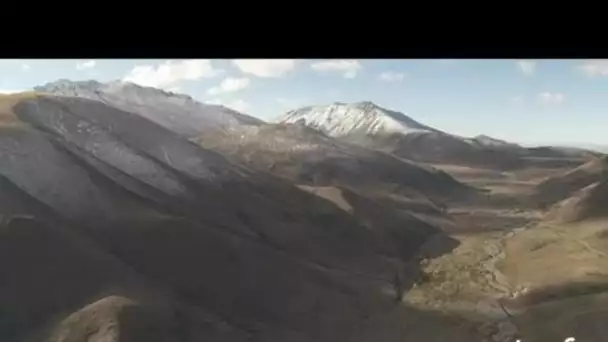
277 101 596 169
279 101 439 138
0 92 482 342
34 79 264 138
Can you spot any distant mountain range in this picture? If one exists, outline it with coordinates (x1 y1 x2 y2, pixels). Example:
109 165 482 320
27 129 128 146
277 101 598 169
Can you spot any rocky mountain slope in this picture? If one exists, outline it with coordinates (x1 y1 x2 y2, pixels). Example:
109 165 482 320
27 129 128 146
196 120 476 260
36 80 473 249
533 156 608 208
196 122 474 202
37 81 471 202
278 101 595 169
279 101 439 137
544 180 608 223
0 92 481 342
34 79 263 137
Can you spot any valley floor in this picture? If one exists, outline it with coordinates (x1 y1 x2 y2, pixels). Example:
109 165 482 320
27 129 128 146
404 163 608 342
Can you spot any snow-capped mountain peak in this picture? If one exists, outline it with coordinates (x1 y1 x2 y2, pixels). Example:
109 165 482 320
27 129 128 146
277 101 438 138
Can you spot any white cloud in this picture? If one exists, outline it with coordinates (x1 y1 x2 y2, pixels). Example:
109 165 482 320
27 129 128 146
205 98 251 113
578 60 608 77
511 95 524 103
76 60 96 70
123 59 222 89
207 77 250 95
0 89 26 94
232 59 296 78
378 71 405 82
538 92 565 105
311 59 362 79
516 60 536 76
21 63 30 71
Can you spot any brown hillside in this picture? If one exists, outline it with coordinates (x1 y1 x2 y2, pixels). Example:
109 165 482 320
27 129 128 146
297 185 454 261
534 156 608 208
544 180 608 223
196 122 475 203
0 94 480 342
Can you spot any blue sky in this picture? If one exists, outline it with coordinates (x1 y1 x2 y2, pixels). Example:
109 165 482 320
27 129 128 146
1 58 607 148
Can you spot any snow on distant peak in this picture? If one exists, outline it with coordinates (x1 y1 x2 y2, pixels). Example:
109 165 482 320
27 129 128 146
34 79 263 137
278 101 438 137
36 79 194 103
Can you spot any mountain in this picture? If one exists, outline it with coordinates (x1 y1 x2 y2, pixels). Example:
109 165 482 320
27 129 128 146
0 92 482 342
196 121 477 258
526 145 601 160
196 122 474 203
279 101 439 138
533 156 608 208
34 79 263 137
466 134 521 149
34 78 475 249
36 80 473 245
544 180 608 223
278 101 593 169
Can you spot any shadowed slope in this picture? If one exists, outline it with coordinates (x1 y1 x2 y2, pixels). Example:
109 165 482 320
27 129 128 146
544 180 608 223
0 94 480 342
196 122 474 202
12 96 397 276
534 156 608 208
296 185 455 261
34 80 264 137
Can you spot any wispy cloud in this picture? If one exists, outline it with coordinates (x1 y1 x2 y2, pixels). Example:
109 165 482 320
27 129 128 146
577 60 608 77
76 60 96 70
510 95 524 103
0 89 26 94
232 59 297 78
516 60 536 76
378 71 405 82
207 77 250 95
311 59 362 79
123 59 222 89
538 92 565 105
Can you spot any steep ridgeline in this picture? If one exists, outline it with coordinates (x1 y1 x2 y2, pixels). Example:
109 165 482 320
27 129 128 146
278 101 593 169
544 179 608 223
278 101 438 138
0 93 480 342
197 122 476 258
34 79 263 137
197 122 475 202
533 156 608 209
